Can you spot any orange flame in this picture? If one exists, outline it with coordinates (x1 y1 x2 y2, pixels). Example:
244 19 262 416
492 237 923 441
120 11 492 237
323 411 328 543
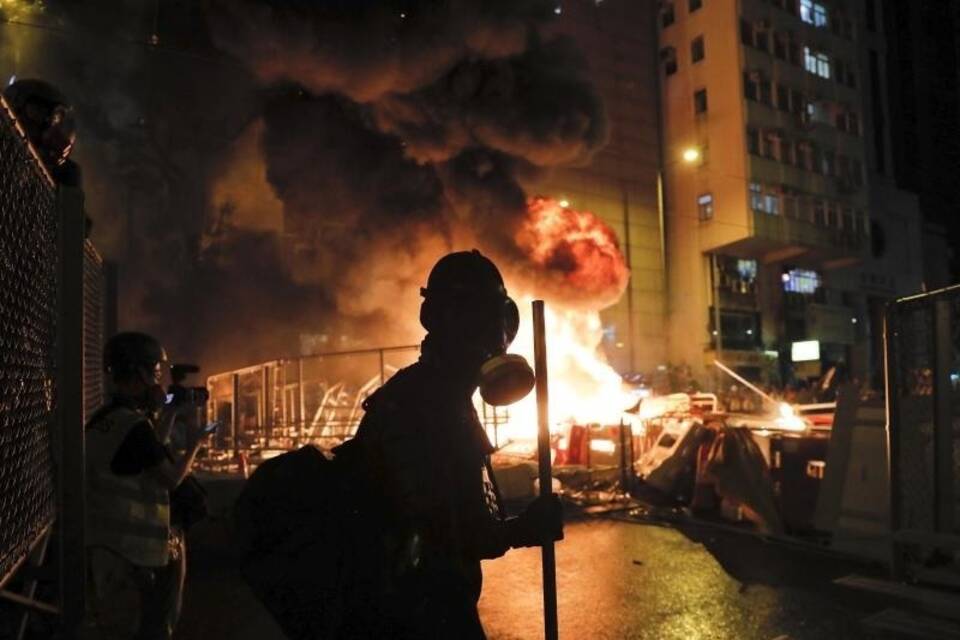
481 197 635 446
513 196 629 306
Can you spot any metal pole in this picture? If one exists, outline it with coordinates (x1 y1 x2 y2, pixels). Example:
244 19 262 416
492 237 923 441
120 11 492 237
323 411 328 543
231 373 240 461
58 186 86 639
532 300 559 640
298 358 306 448
933 299 953 532
712 254 724 393
883 304 903 578
619 419 629 492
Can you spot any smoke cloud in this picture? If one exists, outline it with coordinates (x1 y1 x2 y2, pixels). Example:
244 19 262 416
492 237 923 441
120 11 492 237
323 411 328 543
194 0 620 370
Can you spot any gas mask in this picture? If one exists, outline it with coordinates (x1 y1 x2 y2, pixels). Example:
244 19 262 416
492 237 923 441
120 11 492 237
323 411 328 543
474 296 535 407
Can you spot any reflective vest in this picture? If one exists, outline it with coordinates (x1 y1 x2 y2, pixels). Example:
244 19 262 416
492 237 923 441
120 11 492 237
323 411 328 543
85 406 170 567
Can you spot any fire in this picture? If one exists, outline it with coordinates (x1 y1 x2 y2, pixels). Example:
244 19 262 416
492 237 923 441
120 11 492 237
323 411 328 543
488 301 634 444
514 196 629 307
480 196 635 445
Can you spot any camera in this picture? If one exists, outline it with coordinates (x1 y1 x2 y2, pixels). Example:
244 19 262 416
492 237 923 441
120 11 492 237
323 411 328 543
168 363 210 406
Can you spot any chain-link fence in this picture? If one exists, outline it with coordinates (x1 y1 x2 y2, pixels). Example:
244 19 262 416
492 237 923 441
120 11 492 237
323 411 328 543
886 284 960 577
83 241 106 424
0 97 59 589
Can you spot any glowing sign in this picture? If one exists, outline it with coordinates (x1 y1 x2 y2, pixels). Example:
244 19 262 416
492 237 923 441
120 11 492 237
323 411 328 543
791 340 821 362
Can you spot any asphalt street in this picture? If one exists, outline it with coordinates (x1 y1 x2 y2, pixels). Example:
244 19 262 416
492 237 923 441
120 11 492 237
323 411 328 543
176 514 895 640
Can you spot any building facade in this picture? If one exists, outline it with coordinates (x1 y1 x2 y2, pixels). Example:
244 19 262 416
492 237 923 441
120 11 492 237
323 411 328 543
657 0 921 387
544 0 667 375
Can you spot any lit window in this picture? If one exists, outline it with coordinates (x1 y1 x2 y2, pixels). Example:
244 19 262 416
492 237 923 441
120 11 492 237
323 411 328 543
764 193 781 215
694 88 708 114
749 182 764 210
737 259 757 280
698 193 714 220
692 35 705 62
803 47 831 79
804 47 817 73
814 3 828 27
783 269 821 294
801 0 827 26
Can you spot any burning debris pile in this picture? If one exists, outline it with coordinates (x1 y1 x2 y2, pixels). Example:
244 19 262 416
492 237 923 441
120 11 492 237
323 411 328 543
197 0 621 372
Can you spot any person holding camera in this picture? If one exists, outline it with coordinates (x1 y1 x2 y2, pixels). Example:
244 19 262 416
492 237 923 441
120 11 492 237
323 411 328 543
82 332 210 640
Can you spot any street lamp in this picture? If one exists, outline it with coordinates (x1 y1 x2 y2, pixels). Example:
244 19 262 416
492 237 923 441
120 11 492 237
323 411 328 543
682 147 701 164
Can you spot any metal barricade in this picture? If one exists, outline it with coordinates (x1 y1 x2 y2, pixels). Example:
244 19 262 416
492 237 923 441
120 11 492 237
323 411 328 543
885 284 960 578
204 346 422 470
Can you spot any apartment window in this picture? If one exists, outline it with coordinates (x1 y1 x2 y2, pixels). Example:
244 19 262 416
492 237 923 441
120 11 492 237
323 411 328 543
749 183 764 210
744 72 758 101
797 142 812 170
661 47 678 75
789 41 802 66
661 3 675 27
842 209 854 231
762 131 779 160
692 36 705 63
740 19 754 46
790 89 804 114
848 113 859 135
694 89 708 114
823 150 835 176
813 3 828 27
784 194 799 218
804 47 831 79
764 191 781 215
776 85 790 111
698 193 714 220
754 26 770 53
800 0 828 27
746 128 760 155
813 200 825 225
826 203 838 227
780 139 795 165
774 33 787 60
759 79 772 105
689 0 703 12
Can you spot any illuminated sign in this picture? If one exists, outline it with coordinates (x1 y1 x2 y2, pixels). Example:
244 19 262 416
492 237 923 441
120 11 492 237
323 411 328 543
791 340 821 362
783 269 821 294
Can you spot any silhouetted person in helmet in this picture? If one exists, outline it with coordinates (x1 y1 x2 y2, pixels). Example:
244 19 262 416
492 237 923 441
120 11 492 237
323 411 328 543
333 250 563 639
82 332 210 640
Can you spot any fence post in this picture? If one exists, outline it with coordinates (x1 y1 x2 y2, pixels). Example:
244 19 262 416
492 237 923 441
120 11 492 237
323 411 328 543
58 186 86 638
298 358 306 447
883 305 904 579
933 299 953 533
231 373 240 462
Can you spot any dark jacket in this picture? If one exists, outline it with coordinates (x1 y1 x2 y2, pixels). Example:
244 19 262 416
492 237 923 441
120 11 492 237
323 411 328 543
335 360 509 639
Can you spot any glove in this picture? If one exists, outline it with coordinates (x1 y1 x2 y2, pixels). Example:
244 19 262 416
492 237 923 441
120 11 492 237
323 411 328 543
506 494 564 548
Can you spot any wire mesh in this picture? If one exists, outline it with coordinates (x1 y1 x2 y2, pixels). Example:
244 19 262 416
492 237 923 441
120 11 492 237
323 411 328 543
0 99 58 587
888 287 960 554
889 303 936 534
83 240 105 424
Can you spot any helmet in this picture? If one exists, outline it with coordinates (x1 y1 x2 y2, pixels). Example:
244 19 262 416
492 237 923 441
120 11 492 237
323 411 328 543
104 332 168 381
3 79 76 167
419 250 519 343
